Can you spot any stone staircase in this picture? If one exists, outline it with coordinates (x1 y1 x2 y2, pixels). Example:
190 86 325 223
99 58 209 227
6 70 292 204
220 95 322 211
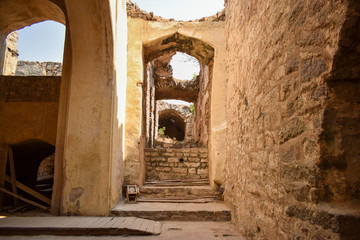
111 147 231 221
111 179 231 221
138 179 222 203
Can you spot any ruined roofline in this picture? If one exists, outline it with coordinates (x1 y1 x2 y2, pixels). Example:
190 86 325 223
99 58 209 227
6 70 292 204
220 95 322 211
126 0 225 22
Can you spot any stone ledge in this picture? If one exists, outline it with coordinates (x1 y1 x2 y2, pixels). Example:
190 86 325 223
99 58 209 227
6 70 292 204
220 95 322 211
286 201 360 239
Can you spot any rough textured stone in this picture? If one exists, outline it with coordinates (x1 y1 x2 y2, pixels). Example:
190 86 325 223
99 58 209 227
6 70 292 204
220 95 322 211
145 148 208 181
223 0 359 239
15 61 62 76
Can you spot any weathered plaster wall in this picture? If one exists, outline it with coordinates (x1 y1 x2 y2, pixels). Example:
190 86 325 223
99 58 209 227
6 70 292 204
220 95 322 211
224 0 359 239
57 0 127 216
0 76 60 147
109 0 128 209
125 17 226 186
0 0 127 216
0 31 18 76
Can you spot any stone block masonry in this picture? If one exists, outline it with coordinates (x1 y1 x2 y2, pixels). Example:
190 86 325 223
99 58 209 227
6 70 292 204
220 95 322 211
145 148 208 181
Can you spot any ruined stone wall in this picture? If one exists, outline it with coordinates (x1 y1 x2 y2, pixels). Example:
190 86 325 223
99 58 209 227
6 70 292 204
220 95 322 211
15 61 62 76
144 147 208 181
193 63 211 145
224 0 358 239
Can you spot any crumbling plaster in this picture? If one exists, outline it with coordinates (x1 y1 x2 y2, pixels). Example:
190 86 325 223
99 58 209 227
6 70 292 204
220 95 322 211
124 17 226 187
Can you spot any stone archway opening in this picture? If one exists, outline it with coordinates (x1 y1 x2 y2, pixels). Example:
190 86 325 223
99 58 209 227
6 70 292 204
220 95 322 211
158 109 186 141
0 0 65 213
141 33 214 182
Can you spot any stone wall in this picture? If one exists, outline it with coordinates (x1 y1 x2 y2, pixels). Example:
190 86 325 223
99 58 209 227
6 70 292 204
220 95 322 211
0 76 60 102
224 0 359 239
145 148 208 181
15 61 62 76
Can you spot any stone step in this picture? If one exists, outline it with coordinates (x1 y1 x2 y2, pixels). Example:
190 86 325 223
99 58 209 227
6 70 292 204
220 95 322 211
111 202 231 221
139 185 222 200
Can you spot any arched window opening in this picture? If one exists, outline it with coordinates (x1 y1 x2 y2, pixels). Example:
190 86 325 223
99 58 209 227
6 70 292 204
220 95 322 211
1 20 65 76
156 100 194 145
170 52 200 81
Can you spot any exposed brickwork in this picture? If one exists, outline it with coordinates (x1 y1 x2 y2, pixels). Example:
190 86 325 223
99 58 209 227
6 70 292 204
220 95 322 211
0 76 60 102
224 0 359 239
139 185 221 200
145 148 208 181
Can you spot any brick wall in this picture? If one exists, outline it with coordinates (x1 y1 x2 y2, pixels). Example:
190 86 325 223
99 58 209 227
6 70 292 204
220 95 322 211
224 0 358 239
145 148 208 181
0 76 60 102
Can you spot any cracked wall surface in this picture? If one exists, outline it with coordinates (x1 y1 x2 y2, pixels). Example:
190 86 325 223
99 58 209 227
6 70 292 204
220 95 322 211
224 0 360 239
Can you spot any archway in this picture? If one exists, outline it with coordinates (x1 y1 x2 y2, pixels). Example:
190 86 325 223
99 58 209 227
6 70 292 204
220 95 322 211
142 33 214 147
158 109 186 141
0 0 65 214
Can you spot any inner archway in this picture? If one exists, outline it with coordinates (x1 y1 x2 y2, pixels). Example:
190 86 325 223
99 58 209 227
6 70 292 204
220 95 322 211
158 109 186 141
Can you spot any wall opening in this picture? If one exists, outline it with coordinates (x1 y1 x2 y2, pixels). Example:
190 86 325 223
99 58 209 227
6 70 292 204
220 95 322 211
170 52 200 81
1 20 65 76
0 0 66 213
141 33 214 182
158 109 186 141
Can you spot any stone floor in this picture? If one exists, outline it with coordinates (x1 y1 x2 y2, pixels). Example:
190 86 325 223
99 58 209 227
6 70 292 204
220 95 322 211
0 221 244 240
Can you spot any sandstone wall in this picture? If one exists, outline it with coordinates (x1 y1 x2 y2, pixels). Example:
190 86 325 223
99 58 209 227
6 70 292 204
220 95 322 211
0 31 18 75
224 0 359 239
144 147 208 181
15 61 62 76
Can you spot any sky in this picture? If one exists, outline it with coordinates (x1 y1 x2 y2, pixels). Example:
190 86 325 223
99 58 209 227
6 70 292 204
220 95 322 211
17 21 65 62
131 0 224 21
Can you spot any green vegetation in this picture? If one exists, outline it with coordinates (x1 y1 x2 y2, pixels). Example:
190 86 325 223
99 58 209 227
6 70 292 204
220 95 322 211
190 104 195 114
158 126 166 137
